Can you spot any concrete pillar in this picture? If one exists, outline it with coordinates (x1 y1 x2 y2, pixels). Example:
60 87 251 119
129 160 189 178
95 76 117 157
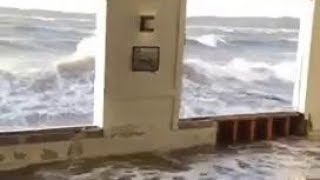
300 0 320 135
103 0 216 146
104 0 182 134
94 0 107 128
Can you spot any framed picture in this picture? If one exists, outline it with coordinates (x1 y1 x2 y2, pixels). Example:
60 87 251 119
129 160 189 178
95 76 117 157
132 46 160 72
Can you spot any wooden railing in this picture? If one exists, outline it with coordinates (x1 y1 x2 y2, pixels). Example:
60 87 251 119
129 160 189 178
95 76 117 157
179 112 306 144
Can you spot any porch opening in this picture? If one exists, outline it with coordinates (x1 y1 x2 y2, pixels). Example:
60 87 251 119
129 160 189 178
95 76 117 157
0 0 106 132
180 0 312 119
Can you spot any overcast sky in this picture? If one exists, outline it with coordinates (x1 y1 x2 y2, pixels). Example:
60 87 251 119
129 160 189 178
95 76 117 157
187 0 310 17
0 0 310 17
0 0 100 13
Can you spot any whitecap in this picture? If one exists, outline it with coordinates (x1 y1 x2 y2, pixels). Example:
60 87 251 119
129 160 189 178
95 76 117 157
225 58 297 82
56 56 95 77
30 16 56 21
190 34 227 47
55 36 96 77
184 58 297 82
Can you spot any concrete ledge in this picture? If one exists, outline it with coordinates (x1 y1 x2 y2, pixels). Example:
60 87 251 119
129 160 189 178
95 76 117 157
179 112 302 129
180 111 302 122
0 127 216 171
0 126 103 146
308 130 320 140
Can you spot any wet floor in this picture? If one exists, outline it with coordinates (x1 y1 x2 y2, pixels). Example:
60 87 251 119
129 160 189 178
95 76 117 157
1 137 320 180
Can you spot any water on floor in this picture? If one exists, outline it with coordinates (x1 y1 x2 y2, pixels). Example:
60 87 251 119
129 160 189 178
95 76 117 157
2 137 320 180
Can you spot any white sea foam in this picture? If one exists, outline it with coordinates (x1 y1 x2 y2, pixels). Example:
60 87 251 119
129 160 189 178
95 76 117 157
30 16 56 21
226 58 297 82
0 35 97 130
272 61 297 82
191 34 226 47
29 16 92 22
72 36 97 58
0 14 74 22
185 58 297 82
55 36 96 76
55 56 95 77
187 25 236 33
187 25 298 34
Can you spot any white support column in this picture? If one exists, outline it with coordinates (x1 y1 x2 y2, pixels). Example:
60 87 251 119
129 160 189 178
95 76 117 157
301 0 320 134
94 0 107 128
293 0 315 113
104 0 182 135
172 0 187 129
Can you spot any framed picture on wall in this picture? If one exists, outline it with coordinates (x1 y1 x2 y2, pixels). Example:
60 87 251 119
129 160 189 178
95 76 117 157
132 46 160 72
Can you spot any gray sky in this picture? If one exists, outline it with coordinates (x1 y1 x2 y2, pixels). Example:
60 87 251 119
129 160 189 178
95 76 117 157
0 0 100 13
0 0 309 17
187 0 309 17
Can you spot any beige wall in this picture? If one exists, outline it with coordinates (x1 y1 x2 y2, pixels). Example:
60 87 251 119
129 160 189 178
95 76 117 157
0 0 217 170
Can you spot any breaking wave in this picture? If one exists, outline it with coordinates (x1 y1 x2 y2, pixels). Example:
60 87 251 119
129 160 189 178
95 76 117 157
187 26 299 34
187 34 297 49
180 57 296 118
55 36 96 77
0 36 96 131
184 58 296 83
189 34 227 48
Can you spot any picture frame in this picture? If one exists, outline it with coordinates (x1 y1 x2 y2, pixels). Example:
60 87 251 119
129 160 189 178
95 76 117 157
132 46 160 72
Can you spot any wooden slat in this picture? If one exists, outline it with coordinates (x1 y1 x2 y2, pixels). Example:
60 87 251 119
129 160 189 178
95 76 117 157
250 120 256 141
284 117 291 136
232 120 239 143
267 118 273 140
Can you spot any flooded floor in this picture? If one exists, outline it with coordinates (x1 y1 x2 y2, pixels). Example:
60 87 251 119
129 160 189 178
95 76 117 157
2 137 320 180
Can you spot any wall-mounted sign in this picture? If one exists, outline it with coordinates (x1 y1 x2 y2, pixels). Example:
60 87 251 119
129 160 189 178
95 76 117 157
140 15 155 32
132 46 160 72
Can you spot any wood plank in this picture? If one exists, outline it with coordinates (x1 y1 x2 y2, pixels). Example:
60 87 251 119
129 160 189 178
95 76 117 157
232 120 239 143
250 120 256 141
284 117 291 136
267 118 273 140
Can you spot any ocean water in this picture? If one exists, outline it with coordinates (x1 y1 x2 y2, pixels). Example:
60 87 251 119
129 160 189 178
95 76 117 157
0 7 96 131
0 7 300 130
180 16 300 118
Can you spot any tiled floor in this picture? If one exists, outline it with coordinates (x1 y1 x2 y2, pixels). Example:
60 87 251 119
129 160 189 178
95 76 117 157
1 137 320 180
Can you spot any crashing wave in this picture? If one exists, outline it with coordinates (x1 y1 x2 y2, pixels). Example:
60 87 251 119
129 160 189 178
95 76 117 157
30 16 56 21
55 56 95 78
187 26 298 34
184 58 296 83
55 36 96 77
188 34 227 48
